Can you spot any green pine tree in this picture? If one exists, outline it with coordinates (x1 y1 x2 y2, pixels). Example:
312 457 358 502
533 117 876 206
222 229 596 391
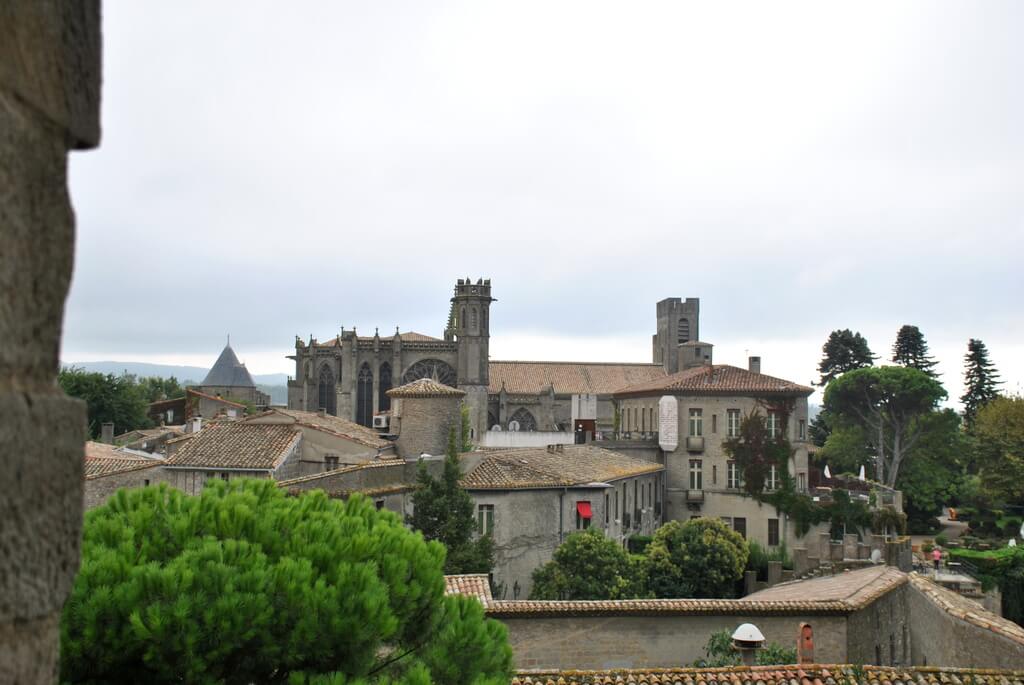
891 324 940 378
408 426 494 574
60 480 512 683
817 329 877 386
962 338 1001 428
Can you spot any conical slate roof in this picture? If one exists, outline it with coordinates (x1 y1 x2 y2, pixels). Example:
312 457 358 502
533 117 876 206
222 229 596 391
201 345 256 387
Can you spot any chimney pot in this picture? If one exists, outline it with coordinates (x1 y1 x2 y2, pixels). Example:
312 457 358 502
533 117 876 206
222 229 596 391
100 422 114 444
748 356 762 374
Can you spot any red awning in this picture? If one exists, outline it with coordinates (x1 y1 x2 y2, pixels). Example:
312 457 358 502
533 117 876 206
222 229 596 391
576 501 592 519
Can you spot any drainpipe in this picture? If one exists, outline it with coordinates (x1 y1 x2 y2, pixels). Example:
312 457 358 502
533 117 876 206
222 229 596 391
559 487 567 543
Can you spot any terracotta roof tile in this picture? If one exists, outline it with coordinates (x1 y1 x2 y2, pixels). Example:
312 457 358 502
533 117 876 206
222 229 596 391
488 361 667 395
486 597 851 618
462 445 663 490
387 377 465 398
746 566 907 608
186 387 247 408
615 364 813 398
909 572 1024 646
275 459 405 487
84 442 160 479
163 423 300 470
510 667 1024 685
445 574 493 601
247 408 392 448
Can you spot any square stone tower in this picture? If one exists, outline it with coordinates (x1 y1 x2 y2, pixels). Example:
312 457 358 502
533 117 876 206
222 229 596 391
447 278 493 442
652 297 700 374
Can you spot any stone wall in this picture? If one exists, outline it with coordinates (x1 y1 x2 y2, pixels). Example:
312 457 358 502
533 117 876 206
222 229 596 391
84 465 173 510
393 395 462 458
846 584 910 666
0 3 101 680
906 580 1024 668
498 612 848 670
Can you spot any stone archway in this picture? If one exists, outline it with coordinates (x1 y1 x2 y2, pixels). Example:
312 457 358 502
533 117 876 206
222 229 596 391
401 358 457 387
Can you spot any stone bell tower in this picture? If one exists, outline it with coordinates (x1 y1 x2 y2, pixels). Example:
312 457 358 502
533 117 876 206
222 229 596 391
448 278 494 441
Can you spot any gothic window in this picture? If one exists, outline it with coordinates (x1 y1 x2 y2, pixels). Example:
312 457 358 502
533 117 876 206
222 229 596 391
487 411 498 430
509 408 537 432
471 308 478 330
401 359 458 387
461 307 466 331
317 364 336 415
356 363 373 427
677 318 690 344
378 362 392 412
481 308 487 331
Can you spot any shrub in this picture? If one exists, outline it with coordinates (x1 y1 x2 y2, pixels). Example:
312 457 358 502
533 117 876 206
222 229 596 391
692 629 797 667
531 529 645 600
61 480 512 684
935 533 949 547
627 535 653 555
646 519 748 598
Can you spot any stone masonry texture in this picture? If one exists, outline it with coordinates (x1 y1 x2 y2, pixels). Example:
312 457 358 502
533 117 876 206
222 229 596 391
0 2 101 682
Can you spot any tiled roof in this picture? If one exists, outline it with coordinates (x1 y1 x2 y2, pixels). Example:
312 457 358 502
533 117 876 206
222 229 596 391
248 408 392 448
200 344 256 387
488 361 666 395
275 459 406 487
163 423 300 470
510 666 1024 685
462 445 663 490
387 378 466 398
486 597 850 617
187 388 247 409
615 364 813 398
84 442 160 480
745 566 907 608
445 574 493 602
908 572 1024 645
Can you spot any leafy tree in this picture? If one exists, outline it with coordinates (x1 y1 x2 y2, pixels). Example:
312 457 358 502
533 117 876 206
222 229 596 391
808 411 831 447
817 329 877 386
823 366 946 487
58 366 151 438
974 396 1024 505
819 422 872 475
60 480 513 684
408 427 494 574
460 403 472 452
692 629 797 667
891 325 939 378
895 409 967 526
645 518 748 599
139 375 184 403
962 339 1001 428
530 529 644 600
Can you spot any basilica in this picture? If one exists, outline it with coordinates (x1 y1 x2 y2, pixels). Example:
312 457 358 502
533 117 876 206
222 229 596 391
286 278 705 439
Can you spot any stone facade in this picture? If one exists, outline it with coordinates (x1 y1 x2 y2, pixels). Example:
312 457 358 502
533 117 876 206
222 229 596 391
287 278 493 439
0 3 101 681
84 464 170 510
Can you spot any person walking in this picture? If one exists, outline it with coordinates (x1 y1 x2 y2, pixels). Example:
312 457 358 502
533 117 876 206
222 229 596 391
932 545 942 574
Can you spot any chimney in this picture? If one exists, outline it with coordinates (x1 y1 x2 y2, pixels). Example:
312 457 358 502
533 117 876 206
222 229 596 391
748 356 761 374
191 417 203 434
100 422 114 444
732 623 765 666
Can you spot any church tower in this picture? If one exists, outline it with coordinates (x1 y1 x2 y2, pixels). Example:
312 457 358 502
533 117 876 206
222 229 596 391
449 278 493 440
652 297 700 374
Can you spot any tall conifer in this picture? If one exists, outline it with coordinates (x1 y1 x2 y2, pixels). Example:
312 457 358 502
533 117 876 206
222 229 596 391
891 324 940 378
961 338 1001 427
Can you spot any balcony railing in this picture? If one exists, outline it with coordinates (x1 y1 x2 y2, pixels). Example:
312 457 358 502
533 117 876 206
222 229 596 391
686 436 704 452
686 489 704 503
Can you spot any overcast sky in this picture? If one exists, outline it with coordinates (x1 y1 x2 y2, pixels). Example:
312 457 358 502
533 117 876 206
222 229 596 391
65 1 1024 405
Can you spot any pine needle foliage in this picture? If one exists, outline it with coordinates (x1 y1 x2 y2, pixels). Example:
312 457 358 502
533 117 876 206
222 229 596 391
891 325 939 378
962 338 1001 428
60 480 512 684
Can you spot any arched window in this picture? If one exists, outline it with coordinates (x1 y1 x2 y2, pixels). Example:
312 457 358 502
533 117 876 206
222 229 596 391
678 318 690 344
509 407 537 432
471 308 478 330
460 308 466 331
356 363 373 427
378 362 392 412
487 411 498 430
318 364 336 415
402 359 458 387
481 308 487 332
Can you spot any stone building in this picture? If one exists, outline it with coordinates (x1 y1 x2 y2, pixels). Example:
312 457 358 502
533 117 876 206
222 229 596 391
162 409 395 494
84 441 168 509
614 359 816 550
447 566 1024 671
461 444 665 599
194 341 270 408
387 377 466 457
287 278 493 438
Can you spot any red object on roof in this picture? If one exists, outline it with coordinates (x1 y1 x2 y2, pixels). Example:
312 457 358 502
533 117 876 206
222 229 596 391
576 501 592 519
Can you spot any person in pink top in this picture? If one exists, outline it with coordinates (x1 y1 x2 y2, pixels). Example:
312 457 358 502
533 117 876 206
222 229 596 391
932 546 942 572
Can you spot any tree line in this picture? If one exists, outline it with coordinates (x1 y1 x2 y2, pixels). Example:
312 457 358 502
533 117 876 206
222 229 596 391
59 366 185 439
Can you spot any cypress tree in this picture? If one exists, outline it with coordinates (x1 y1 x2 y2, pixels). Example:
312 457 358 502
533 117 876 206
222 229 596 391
817 329 877 386
891 325 940 377
961 338 1001 427
408 426 494 574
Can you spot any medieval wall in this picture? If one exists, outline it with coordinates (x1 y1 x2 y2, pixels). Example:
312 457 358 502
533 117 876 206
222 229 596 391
84 466 173 510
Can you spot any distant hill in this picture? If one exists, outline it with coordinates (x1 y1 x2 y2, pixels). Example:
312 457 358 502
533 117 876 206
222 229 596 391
63 361 290 405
